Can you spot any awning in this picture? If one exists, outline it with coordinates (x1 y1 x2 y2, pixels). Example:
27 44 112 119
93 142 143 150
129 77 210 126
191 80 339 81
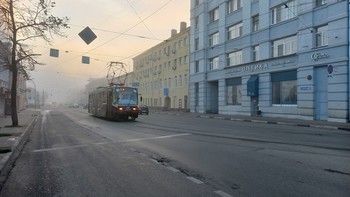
247 75 259 96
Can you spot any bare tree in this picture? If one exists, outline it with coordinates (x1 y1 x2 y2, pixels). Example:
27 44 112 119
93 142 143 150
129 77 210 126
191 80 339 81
0 0 69 126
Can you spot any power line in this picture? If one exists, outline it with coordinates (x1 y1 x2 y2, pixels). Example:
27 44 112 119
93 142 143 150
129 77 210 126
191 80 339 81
125 0 156 37
37 0 174 70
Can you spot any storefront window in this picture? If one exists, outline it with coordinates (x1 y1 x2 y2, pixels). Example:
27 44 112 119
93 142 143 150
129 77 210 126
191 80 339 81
271 70 297 105
226 78 242 105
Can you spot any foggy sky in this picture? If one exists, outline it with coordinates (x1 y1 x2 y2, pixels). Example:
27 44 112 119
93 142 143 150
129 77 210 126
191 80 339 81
27 0 189 104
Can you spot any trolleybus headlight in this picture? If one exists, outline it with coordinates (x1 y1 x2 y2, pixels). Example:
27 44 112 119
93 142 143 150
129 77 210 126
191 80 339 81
118 107 123 111
132 107 137 111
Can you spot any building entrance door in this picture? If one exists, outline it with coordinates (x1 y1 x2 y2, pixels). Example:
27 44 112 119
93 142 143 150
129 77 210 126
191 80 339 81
315 66 328 120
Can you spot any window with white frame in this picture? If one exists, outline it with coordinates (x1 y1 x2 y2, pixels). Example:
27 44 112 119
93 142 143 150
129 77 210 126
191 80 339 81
184 55 188 64
194 16 199 30
252 15 259 32
209 32 219 47
226 77 242 105
272 35 297 57
271 70 297 105
195 60 199 73
252 45 259 61
228 22 243 40
271 0 297 25
227 0 241 14
209 56 220 70
316 25 328 47
179 75 182 86
227 50 242 67
195 38 199 50
209 7 219 23
316 0 326 7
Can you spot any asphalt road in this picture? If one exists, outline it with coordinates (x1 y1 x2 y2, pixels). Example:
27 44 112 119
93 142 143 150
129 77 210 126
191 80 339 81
1 108 349 197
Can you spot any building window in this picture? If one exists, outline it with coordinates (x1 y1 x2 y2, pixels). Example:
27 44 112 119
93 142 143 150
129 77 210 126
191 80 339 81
316 25 328 47
228 22 243 40
179 75 182 86
252 15 259 32
316 0 326 7
194 16 199 30
184 55 188 64
184 37 188 45
271 0 297 25
195 60 199 73
227 50 242 67
209 32 219 47
272 35 297 57
195 38 199 50
227 0 241 14
195 0 200 6
271 70 297 105
209 56 220 70
226 78 242 105
252 45 259 61
209 7 219 23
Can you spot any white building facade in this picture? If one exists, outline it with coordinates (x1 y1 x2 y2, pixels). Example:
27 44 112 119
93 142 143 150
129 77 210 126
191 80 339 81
190 0 349 122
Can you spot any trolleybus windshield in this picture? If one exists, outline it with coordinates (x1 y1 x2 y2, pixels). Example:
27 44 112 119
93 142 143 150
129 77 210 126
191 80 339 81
113 87 138 105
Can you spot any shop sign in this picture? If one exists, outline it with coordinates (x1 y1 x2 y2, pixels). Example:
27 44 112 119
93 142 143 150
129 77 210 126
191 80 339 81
299 86 313 92
311 52 329 61
241 63 268 72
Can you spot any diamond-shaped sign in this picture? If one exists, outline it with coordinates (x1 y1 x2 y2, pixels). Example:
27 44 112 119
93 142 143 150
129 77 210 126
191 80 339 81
78 27 97 45
82 56 90 64
50 48 59 57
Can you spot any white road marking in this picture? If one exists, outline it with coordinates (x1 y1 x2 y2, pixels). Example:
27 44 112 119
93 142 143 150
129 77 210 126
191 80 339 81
149 158 159 164
214 190 233 197
186 176 203 184
8 137 18 141
31 133 190 153
120 133 191 143
166 166 179 173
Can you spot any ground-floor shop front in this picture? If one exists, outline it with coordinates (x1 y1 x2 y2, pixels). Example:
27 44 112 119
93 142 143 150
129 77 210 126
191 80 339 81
190 55 349 123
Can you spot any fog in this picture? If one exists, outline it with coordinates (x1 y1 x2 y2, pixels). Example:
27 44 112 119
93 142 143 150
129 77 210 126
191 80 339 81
26 0 189 105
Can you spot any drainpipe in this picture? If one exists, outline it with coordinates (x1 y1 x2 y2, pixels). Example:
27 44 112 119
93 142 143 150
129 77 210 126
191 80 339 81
348 1 350 122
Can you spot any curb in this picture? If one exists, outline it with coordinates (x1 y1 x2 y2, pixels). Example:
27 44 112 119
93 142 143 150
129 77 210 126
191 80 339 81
166 112 350 132
0 114 39 190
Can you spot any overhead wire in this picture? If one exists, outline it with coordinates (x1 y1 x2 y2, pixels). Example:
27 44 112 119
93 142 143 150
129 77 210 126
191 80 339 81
125 0 156 37
36 0 174 72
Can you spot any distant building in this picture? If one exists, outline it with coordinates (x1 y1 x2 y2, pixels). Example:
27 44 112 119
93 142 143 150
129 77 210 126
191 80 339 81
133 22 190 110
190 0 349 122
0 40 11 116
0 37 27 115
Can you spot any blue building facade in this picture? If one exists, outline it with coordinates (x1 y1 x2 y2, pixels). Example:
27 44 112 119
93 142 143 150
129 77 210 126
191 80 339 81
189 0 349 122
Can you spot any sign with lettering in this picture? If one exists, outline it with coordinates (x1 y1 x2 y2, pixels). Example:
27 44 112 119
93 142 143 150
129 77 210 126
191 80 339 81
311 53 329 61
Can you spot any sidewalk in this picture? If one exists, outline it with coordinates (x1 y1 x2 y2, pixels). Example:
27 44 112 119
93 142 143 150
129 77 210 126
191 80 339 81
152 109 350 131
0 109 40 189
